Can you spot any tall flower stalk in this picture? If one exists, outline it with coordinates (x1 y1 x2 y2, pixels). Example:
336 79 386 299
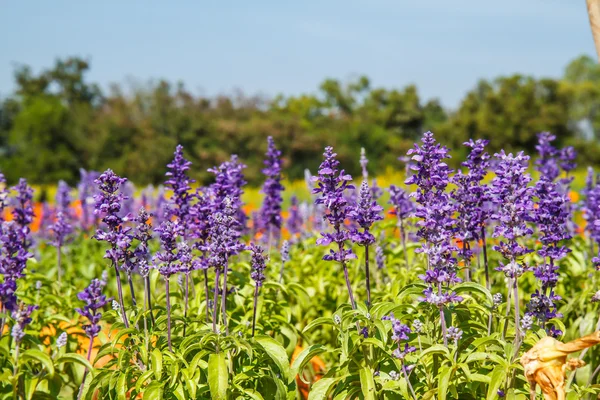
249 244 267 337
258 137 284 248
154 220 182 351
528 177 571 337
312 147 357 309
49 212 73 283
349 180 383 307
203 198 244 335
405 132 461 346
165 144 195 239
93 170 131 328
75 279 108 400
388 185 414 267
489 151 534 344
134 208 154 325
451 139 490 284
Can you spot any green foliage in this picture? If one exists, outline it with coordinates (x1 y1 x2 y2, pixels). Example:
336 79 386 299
2 56 600 185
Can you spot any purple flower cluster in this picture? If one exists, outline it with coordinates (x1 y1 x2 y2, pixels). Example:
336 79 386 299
11 178 34 248
349 180 383 246
208 155 247 229
154 220 184 278
388 185 414 221
382 313 416 360
93 170 132 265
258 137 285 242
250 244 267 287
489 151 535 276
405 132 461 306
49 212 73 249
76 279 109 338
527 177 571 336
11 303 38 343
204 197 245 270
56 180 73 217
451 139 490 259
312 147 356 263
286 196 303 241
535 132 561 182
165 145 195 237
78 169 100 230
583 168 600 247
0 222 33 311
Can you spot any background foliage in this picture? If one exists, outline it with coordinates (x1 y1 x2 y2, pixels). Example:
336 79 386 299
2 55 600 187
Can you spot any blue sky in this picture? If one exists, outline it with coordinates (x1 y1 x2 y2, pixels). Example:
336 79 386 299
0 0 595 108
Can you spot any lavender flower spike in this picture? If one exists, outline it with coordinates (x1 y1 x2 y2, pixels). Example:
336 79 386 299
313 147 357 308
165 145 195 239
93 169 131 328
349 180 383 306
49 211 73 282
249 244 267 336
258 137 285 246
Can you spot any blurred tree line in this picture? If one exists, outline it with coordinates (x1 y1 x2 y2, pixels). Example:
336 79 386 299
1 56 600 186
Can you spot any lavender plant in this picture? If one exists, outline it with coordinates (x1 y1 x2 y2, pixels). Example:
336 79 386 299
258 136 284 247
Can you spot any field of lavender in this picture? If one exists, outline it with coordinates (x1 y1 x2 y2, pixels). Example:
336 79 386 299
0 131 598 399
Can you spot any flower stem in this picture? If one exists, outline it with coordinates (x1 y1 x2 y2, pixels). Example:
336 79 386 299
77 336 94 400
204 269 210 323
213 269 220 334
183 272 189 337
165 277 172 352
127 272 137 308
57 245 62 284
221 258 230 335
402 364 417 399
481 226 490 290
252 283 259 337
513 279 521 345
338 242 357 310
365 244 371 307
145 275 155 326
399 216 410 267
113 260 129 328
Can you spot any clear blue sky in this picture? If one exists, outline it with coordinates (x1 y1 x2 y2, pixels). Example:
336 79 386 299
0 0 595 108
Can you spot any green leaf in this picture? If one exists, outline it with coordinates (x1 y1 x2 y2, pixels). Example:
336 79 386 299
20 349 55 378
486 366 506 400
151 348 163 381
359 366 376 400
208 352 228 400
254 335 291 383
143 381 163 400
437 366 452 400
454 282 494 305
302 317 335 334
308 377 340 400
56 353 94 374
290 345 327 379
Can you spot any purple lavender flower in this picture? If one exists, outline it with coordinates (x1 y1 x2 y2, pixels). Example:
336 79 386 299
257 137 285 244
208 155 247 229
93 169 132 327
49 211 73 282
11 178 34 249
165 145 195 238
279 240 289 283
0 222 32 311
375 245 385 270
489 150 535 342
535 132 560 182
76 279 109 339
56 180 73 217
349 180 383 306
405 132 461 346
11 303 37 343
249 243 267 336
388 184 414 266
312 147 357 308
154 221 183 278
382 313 416 360
286 196 303 242
312 147 356 262
203 197 245 334
78 169 100 230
